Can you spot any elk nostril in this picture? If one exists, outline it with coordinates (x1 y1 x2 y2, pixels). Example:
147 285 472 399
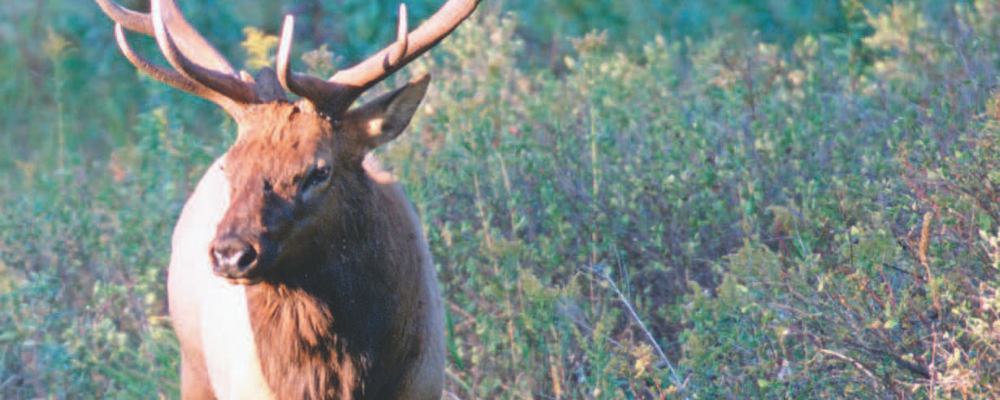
237 246 258 270
211 238 259 275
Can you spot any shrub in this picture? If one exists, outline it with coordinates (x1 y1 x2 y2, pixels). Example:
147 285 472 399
5 1 1000 399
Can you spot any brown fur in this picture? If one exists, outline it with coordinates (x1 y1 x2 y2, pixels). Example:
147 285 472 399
95 1 476 397
161 77 441 400
197 92 439 399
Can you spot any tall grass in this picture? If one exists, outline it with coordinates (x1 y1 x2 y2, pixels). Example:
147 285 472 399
3 0 1000 398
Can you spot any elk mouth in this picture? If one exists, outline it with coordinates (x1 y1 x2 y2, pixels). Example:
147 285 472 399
224 276 264 286
209 232 292 286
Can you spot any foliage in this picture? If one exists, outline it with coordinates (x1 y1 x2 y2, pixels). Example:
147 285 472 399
4 0 1000 399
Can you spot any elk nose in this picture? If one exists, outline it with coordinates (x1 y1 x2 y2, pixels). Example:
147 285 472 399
210 236 259 278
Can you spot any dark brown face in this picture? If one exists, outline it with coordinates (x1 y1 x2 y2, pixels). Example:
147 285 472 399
209 102 358 283
207 76 431 284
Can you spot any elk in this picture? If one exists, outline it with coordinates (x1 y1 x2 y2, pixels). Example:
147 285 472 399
95 0 480 398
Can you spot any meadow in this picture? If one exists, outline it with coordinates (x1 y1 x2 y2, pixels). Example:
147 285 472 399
3 0 1000 398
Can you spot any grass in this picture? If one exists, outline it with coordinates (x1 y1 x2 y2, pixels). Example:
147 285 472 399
4 0 1000 398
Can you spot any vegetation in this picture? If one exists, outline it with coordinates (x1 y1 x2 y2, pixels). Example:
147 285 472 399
3 0 1000 398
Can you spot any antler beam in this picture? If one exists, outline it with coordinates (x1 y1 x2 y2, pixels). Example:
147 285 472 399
149 0 259 104
277 0 481 115
99 0 481 118
276 16 337 104
113 23 244 113
96 0 257 117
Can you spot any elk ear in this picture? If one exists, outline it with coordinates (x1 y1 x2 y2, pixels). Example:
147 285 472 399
343 74 431 151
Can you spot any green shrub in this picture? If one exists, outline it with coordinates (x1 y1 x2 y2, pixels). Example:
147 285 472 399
5 1 1000 399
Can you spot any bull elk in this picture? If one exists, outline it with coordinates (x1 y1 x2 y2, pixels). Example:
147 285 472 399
94 0 481 398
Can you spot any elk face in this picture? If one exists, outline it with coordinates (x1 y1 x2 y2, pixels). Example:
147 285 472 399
95 0 473 280
209 75 430 283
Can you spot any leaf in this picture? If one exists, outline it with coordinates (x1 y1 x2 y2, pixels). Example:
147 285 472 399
242 27 280 70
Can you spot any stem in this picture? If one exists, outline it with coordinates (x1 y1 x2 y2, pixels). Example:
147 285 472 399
592 264 689 398
54 59 65 172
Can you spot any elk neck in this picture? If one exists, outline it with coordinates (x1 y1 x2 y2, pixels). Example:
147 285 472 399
242 174 406 399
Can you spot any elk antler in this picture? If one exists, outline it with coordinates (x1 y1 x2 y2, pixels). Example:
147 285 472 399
98 0 480 118
113 23 242 111
277 0 482 116
95 0 243 74
149 0 259 104
96 0 259 117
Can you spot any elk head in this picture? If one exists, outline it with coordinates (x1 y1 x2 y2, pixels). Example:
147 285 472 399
96 0 480 283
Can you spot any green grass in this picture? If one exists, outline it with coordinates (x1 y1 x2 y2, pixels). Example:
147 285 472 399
4 0 1000 398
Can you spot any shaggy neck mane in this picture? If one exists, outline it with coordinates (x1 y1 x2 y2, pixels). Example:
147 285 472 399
245 173 404 400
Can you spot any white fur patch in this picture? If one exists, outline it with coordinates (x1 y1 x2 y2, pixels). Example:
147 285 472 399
367 118 385 135
169 159 275 399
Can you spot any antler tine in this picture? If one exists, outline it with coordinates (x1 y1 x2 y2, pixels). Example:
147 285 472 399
114 23 243 116
275 9 409 109
95 0 154 35
276 0 479 115
321 0 481 111
388 4 409 67
155 0 238 74
277 15 339 103
151 0 259 105
95 0 239 77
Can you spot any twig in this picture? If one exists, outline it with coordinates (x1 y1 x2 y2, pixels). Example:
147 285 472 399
845 339 930 379
819 349 880 384
442 390 465 400
588 263 690 399
919 212 933 280
930 322 938 400
445 369 473 397
0 374 18 390
883 263 911 275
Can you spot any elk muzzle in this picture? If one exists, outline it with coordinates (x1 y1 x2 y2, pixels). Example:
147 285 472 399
210 233 260 281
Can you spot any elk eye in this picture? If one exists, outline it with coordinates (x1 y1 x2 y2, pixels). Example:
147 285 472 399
302 165 331 191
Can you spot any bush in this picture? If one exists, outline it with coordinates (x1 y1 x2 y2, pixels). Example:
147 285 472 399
4 1 1000 399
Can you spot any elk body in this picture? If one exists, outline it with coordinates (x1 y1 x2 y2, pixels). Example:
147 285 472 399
95 0 481 398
